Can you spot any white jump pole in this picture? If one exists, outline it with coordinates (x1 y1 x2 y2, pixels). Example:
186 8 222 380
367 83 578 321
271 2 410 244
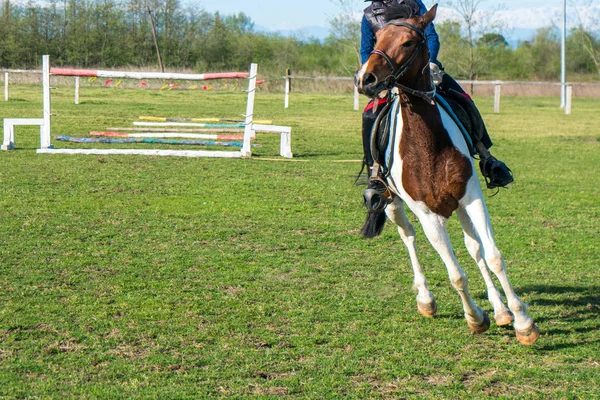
74 77 80 105
242 63 258 157
4 72 7 101
493 83 501 113
354 85 359 111
565 85 572 115
284 75 290 109
41 55 52 149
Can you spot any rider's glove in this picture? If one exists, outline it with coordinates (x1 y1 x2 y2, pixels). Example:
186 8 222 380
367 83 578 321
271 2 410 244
430 61 445 86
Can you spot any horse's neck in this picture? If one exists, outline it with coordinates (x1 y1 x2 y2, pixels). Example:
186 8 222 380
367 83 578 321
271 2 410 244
394 96 456 160
411 71 433 92
392 94 474 219
393 95 472 164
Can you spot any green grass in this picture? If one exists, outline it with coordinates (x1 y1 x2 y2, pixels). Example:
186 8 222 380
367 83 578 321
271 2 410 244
1 85 599 398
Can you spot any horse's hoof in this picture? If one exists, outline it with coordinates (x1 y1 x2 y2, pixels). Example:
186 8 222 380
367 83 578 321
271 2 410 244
516 323 540 346
494 310 514 327
417 299 437 318
468 312 490 334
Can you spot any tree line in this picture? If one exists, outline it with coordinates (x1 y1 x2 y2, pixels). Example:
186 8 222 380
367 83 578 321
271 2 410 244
1 0 599 81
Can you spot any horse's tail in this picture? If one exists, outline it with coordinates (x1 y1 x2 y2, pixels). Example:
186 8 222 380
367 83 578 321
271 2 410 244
360 209 387 238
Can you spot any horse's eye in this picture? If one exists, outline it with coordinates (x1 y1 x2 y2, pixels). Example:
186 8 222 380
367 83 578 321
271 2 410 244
403 41 414 48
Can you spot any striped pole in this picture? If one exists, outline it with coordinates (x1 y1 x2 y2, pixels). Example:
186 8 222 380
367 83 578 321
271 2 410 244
106 127 244 133
133 122 245 128
91 131 247 140
50 68 249 81
55 136 259 147
138 116 273 124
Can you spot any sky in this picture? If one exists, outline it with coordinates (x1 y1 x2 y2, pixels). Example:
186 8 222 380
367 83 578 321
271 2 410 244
195 0 560 32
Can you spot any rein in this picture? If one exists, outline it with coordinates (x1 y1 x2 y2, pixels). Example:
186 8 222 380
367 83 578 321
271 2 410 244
369 20 435 104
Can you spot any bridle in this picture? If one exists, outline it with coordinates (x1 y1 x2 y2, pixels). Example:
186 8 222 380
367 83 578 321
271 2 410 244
369 20 436 104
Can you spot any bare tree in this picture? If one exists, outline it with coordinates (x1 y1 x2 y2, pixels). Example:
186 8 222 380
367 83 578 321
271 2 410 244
447 0 504 90
328 0 362 73
570 0 600 75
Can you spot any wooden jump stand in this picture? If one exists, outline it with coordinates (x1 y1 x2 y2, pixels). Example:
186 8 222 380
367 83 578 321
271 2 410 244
2 55 293 158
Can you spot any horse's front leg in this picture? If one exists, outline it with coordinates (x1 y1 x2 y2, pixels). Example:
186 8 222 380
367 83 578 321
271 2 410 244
410 206 490 333
461 194 539 345
456 208 514 327
385 198 437 317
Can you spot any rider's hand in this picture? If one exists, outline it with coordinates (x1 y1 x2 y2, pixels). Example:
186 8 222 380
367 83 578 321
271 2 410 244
430 62 445 86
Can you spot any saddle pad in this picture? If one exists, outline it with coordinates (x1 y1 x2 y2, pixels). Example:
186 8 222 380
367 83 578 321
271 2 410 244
435 93 475 156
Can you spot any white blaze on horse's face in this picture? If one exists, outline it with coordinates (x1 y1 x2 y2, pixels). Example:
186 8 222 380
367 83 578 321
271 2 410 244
355 62 369 89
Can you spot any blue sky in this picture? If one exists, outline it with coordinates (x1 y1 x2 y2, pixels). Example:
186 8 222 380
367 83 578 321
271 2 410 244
195 0 553 31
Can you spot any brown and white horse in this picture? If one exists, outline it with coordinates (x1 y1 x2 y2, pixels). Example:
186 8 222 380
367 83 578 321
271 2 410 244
354 5 539 345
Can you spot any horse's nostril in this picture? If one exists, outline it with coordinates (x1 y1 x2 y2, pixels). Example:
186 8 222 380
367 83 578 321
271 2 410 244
363 72 377 87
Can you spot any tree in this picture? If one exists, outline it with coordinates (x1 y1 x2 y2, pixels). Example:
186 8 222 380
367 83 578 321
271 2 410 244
447 0 505 88
327 0 361 74
477 33 508 48
571 0 600 75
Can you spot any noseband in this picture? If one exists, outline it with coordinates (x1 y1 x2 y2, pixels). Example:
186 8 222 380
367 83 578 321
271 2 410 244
369 20 435 103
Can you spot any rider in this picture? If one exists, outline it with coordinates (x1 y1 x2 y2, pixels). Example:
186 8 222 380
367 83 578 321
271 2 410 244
360 0 514 197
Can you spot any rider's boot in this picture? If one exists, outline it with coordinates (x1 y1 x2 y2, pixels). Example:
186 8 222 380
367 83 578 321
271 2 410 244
476 142 514 189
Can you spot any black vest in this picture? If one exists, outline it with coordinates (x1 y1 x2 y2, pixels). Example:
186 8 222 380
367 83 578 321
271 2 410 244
364 0 420 34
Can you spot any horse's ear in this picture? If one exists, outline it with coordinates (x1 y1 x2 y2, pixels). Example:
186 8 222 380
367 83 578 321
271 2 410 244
421 4 438 26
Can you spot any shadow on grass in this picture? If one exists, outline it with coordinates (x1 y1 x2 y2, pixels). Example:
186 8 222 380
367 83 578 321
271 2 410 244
518 285 600 350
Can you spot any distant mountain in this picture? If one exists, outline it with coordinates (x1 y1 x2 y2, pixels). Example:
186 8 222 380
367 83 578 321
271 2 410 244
506 28 538 47
255 5 599 45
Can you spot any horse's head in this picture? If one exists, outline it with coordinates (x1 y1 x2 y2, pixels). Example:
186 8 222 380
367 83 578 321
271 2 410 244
355 4 438 98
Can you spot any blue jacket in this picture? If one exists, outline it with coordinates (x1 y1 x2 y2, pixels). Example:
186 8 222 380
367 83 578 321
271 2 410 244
360 0 440 64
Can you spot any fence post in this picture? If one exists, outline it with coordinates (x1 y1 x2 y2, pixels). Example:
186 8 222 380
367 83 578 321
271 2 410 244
74 76 80 105
493 82 501 113
4 72 7 101
354 84 359 111
565 85 572 115
284 68 291 109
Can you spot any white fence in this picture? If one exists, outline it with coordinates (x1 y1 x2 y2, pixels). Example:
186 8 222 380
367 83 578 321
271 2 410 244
280 74 600 115
4 68 598 117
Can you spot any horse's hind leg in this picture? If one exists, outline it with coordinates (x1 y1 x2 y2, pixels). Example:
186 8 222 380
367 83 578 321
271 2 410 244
385 198 436 317
410 208 489 333
461 195 539 345
456 208 514 326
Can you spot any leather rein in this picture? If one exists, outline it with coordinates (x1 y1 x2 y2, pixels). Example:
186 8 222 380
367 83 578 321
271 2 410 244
369 20 436 104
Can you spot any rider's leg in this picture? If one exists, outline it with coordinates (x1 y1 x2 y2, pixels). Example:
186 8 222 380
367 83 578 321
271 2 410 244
439 73 513 189
362 107 376 169
362 102 390 211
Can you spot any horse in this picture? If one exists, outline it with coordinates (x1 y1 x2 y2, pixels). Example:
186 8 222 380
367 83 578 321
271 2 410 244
354 5 539 346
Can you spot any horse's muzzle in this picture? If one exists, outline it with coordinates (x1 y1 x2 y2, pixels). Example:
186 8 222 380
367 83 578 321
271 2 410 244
355 70 386 98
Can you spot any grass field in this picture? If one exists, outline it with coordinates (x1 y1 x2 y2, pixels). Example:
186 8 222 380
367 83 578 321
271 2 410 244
1 84 599 398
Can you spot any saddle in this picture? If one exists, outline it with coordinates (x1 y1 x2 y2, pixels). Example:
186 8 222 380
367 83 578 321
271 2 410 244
370 89 483 171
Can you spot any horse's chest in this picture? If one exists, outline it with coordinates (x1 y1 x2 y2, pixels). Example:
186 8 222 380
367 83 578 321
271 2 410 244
393 107 472 218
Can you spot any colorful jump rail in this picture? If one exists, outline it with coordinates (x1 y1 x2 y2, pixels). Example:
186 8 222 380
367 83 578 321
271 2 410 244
139 116 273 124
91 131 247 140
55 136 260 148
50 68 249 81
